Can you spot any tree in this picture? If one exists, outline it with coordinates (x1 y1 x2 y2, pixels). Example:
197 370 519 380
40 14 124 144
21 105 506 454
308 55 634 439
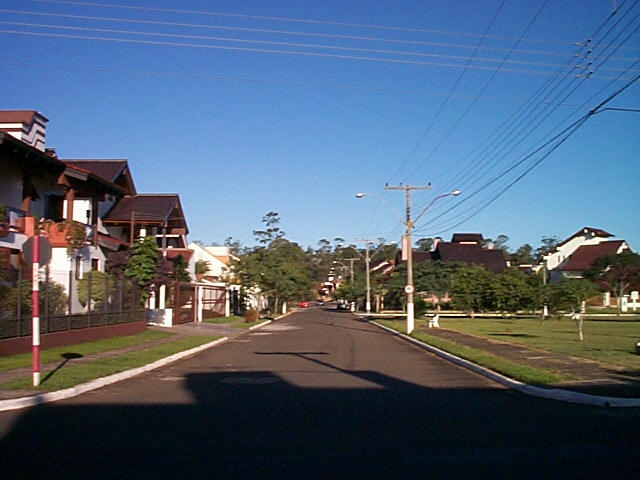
534 236 559 263
195 259 211 280
487 269 533 313
450 265 493 318
412 260 462 311
124 236 159 299
224 236 242 255
546 279 599 341
509 244 534 266
253 211 285 245
484 234 509 254
236 216 315 313
584 252 640 315
416 237 434 251
171 255 191 282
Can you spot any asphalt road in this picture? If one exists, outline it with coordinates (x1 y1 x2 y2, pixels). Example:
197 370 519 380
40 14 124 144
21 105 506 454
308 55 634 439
1 307 638 479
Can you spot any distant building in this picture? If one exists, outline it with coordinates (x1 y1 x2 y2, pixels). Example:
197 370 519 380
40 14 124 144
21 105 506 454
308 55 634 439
544 227 631 282
399 233 507 273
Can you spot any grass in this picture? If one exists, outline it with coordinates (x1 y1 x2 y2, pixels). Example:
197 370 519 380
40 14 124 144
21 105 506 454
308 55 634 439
0 330 174 373
1 334 219 391
435 317 640 371
203 315 268 329
377 319 565 385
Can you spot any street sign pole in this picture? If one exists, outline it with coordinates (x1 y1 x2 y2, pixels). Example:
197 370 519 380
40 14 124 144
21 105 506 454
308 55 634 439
32 235 40 387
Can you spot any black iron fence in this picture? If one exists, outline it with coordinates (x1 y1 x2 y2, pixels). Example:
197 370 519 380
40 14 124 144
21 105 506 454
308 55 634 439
0 268 145 339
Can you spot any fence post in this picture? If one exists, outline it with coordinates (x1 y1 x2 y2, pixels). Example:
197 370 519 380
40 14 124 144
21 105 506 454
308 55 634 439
87 270 92 327
104 273 109 325
17 263 22 336
45 265 50 333
68 270 73 330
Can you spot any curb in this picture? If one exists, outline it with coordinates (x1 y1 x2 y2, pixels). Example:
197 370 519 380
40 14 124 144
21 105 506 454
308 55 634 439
0 336 229 412
250 319 272 330
370 320 640 408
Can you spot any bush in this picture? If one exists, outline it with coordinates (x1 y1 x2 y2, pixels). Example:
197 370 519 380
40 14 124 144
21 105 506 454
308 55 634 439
244 308 259 323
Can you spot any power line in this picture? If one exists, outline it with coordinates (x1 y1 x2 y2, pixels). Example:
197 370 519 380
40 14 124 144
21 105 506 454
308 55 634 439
8 20 634 72
7 28 629 78
410 0 640 220
22 0 640 51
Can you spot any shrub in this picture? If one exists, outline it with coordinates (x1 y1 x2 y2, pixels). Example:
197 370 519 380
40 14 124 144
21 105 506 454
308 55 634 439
244 308 259 323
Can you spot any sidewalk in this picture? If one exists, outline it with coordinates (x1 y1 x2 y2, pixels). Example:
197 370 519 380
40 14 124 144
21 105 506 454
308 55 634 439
0 321 252 402
404 325 640 399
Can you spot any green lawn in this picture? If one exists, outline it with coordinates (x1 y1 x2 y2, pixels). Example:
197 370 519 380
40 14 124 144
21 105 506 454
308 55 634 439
433 317 640 371
0 330 174 373
1 334 219 391
377 319 566 385
203 315 267 329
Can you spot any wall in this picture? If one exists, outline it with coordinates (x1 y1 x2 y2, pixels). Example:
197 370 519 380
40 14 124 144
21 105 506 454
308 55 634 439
0 320 147 357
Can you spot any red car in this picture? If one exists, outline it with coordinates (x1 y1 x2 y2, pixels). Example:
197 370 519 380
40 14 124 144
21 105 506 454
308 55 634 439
298 300 310 308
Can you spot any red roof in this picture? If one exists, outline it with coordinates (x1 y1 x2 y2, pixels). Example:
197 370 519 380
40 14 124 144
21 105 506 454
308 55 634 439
560 241 627 271
451 233 483 244
557 227 613 248
435 242 506 273
62 159 136 194
104 194 188 233
0 110 47 124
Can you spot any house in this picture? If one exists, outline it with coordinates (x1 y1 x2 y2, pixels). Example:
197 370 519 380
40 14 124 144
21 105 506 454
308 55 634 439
399 233 507 273
102 193 193 276
188 243 238 282
0 120 65 280
544 227 632 282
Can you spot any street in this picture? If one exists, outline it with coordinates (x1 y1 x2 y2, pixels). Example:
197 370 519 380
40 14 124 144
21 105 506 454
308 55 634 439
1 307 638 479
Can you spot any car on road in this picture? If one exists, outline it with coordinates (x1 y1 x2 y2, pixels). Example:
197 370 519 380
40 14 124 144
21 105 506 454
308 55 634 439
298 300 310 308
336 301 348 310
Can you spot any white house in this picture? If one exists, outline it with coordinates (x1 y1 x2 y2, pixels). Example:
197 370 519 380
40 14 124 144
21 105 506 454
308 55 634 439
544 227 632 282
188 243 238 282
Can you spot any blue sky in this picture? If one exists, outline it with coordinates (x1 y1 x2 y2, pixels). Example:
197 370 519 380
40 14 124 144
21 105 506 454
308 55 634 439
2 0 639 253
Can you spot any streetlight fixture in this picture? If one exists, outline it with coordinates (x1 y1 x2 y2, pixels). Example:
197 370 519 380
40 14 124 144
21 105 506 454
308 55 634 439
356 188 460 334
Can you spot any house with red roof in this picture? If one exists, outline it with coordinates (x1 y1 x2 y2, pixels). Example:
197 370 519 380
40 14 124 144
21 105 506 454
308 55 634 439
1 110 195 314
544 227 632 283
400 233 507 273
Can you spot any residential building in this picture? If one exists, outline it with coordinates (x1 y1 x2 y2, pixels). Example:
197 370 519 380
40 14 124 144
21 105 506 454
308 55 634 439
544 227 632 282
188 243 238 282
399 233 507 273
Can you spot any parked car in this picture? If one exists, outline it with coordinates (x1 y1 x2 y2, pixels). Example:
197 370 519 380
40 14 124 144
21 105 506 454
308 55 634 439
316 299 325 306
336 301 348 310
299 300 310 308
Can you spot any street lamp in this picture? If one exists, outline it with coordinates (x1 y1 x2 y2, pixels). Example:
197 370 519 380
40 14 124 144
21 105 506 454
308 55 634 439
356 188 460 334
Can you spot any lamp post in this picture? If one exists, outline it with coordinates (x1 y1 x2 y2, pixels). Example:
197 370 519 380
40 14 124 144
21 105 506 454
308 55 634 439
356 188 460 334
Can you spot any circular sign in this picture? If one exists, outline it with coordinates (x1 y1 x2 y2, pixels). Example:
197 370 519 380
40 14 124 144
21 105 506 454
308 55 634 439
404 284 414 294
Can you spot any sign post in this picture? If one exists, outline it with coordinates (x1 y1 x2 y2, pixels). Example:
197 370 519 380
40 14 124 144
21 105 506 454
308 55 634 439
23 235 51 387
32 235 40 387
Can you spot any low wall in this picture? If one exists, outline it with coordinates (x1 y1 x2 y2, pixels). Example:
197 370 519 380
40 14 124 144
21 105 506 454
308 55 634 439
0 320 147 357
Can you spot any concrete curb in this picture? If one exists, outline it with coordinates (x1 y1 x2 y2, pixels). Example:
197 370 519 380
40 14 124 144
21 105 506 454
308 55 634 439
0 336 229 412
370 321 640 408
250 319 272 330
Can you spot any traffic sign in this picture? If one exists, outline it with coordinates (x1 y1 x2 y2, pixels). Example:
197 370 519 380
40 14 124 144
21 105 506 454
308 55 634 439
404 284 414 294
22 236 52 265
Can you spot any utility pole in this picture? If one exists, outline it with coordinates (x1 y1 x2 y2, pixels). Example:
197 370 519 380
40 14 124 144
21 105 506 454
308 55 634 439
345 257 359 284
356 186 459 334
385 184 432 334
355 239 374 314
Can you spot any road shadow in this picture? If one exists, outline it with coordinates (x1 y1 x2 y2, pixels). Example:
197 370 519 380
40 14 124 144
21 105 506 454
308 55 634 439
2 315 640 479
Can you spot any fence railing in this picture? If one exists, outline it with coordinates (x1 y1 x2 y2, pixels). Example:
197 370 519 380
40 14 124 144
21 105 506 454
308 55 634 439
0 268 145 339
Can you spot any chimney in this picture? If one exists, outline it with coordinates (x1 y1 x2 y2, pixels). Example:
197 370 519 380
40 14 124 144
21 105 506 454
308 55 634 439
432 237 441 250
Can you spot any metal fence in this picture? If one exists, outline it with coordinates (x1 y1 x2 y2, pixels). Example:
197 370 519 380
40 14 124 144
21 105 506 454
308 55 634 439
0 267 145 339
